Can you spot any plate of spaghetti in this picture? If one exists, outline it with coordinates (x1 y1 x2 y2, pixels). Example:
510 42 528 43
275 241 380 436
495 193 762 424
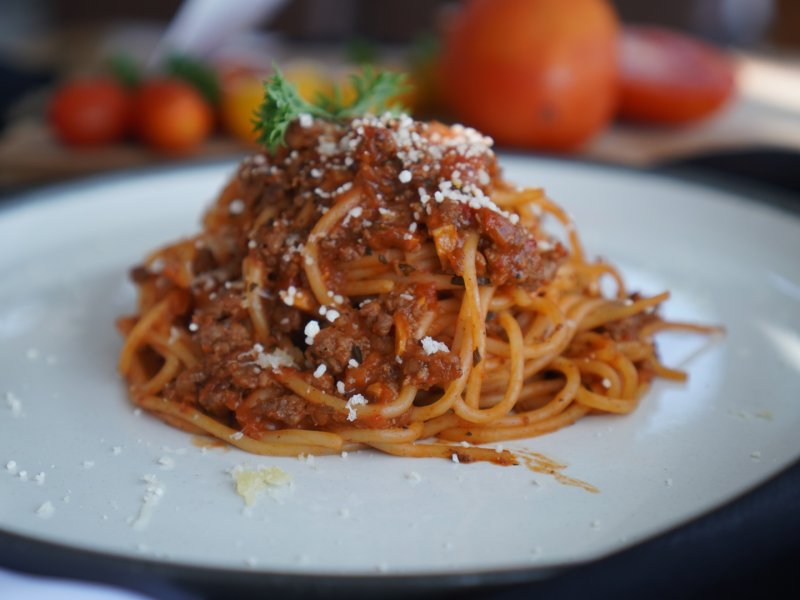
1 71 799 593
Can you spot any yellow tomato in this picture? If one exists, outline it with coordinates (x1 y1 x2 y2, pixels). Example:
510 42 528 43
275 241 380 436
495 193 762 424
334 64 421 115
220 75 264 144
283 61 333 103
221 62 333 144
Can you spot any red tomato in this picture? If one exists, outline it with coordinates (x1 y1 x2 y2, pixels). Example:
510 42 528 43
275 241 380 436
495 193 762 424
439 0 619 151
619 26 736 125
49 78 131 146
133 79 214 154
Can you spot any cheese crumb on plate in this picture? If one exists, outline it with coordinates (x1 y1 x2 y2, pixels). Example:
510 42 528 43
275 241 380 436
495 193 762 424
232 466 292 507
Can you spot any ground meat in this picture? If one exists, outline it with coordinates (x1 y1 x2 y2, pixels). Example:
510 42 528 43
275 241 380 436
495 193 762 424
402 346 462 389
197 380 240 418
358 300 393 336
307 315 376 375
237 390 310 429
168 367 207 405
599 306 659 342
129 114 569 436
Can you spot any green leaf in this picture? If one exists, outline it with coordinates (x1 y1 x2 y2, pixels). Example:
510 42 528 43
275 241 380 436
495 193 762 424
253 64 410 154
164 54 221 106
335 67 409 118
253 67 327 153
344 37 381 65
409 33 439 69
108 53 142 89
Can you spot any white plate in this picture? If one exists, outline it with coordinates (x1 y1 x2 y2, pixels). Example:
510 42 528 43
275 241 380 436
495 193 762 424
1 157 799 579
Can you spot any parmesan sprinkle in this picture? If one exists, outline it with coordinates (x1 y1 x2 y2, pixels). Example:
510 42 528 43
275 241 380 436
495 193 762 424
233 466 292 507
313 364 327 378
342 206 363 227
345 394 367 421
398 169 412 183
421 336 449 355
279 286 298 306
5 391 22 417
298 113 313 128
36 501 55 519
228 199 246 215
253 348 295 371
304 320 321 345
131 475 164 531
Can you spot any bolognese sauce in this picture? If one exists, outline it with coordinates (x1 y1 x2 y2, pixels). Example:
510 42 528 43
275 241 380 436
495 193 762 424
125 115 564 435
118 107 718 462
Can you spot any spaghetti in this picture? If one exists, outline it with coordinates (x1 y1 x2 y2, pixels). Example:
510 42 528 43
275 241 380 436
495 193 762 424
118 113 716 465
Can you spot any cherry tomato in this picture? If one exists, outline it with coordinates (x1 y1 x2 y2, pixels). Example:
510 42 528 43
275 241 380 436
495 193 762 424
619 26 736 125
133 79 214 154
439 0 619 151
49 78 131 146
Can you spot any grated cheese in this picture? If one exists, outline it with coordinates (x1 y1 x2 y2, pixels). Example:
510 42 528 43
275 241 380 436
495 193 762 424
421 336 449 355
232 465 292 507
345 394 367 421
36 501 55 519
298 113 313 128
253 348 295 371
228 199 246 215
304 320 321 345
279 285 298 306
130 475 164 530
5 391 22 417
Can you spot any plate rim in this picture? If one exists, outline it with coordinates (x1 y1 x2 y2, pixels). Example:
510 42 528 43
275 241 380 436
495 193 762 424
2 455 798 597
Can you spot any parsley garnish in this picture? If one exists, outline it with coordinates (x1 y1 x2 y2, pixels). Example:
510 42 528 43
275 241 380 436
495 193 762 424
253 66 409 153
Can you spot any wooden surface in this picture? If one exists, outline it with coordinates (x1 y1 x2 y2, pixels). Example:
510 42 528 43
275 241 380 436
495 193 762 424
0 119 250 186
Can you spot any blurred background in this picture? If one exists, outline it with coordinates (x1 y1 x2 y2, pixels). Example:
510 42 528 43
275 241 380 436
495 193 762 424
1 0 799 191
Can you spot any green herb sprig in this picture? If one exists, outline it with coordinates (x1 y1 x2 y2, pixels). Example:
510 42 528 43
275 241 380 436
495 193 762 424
253 66 410 153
